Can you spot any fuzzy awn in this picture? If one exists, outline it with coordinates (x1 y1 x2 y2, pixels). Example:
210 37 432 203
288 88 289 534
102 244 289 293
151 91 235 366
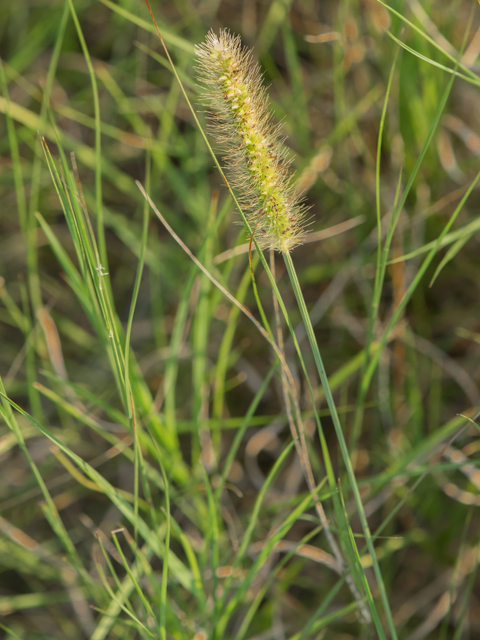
195 29 307 253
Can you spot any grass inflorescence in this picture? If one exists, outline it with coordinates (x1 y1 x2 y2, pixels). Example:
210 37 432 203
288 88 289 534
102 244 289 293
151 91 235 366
195 29 307 253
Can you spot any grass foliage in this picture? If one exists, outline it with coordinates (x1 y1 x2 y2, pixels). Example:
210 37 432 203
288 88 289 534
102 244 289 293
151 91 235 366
1 0 480 638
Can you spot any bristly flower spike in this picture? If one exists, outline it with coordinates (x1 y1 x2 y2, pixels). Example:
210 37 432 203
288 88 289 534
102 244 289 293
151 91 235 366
195 29 307 253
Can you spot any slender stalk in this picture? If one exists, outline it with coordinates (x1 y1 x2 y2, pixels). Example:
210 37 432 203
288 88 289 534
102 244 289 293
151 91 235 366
349 53 398 458
67 0 106 267
269 252 370 624
283 251 397 640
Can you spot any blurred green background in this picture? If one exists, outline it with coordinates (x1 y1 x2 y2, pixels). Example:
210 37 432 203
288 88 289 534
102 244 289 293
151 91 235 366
1 0 480 638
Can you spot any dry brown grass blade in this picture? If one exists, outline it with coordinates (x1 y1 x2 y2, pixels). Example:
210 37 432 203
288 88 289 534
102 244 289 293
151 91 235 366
213 215 365 265
136 181 294 378
249 539 342 574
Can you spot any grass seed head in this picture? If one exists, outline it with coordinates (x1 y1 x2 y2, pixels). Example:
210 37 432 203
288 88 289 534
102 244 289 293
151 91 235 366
195 29 307 253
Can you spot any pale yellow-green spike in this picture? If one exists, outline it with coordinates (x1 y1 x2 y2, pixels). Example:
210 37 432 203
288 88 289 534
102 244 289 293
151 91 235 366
195 29 307 253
